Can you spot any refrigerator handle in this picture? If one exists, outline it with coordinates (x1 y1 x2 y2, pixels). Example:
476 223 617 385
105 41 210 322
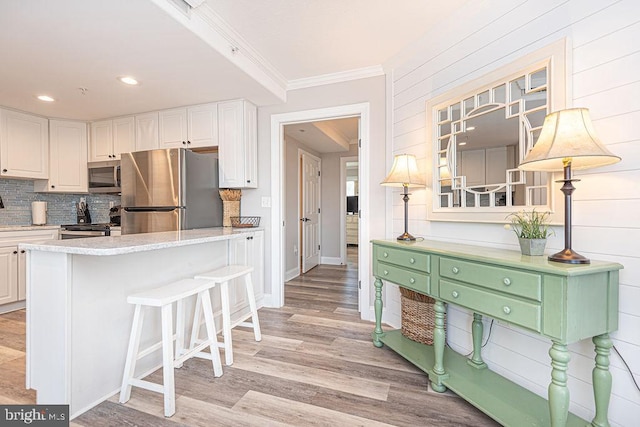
123 206 183 212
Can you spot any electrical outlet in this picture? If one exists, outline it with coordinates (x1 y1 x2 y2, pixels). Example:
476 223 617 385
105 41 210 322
293 245 298 255
261 196 271 208
109 201 115 208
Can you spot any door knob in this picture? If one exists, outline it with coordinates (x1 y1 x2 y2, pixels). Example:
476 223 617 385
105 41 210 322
300 218 310 222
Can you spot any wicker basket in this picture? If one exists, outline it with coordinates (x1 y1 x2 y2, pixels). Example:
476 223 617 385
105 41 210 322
222 201 240 227
400 287 443 345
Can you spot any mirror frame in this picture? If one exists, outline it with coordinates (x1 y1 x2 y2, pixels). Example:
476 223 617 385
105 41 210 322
426 39 569 223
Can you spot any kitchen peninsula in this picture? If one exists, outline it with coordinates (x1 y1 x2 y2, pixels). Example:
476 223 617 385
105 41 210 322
20 227 264 419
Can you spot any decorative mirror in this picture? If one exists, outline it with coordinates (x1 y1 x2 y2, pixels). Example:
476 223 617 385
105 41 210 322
426 40 567 223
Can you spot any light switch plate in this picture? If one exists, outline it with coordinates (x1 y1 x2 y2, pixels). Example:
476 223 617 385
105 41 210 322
261 197 271 208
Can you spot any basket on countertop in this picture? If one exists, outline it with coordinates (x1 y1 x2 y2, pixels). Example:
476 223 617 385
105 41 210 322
230 216 261 228
400 287 442 345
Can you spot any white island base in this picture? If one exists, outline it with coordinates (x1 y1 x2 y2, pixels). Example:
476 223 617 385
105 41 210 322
22 228 264 419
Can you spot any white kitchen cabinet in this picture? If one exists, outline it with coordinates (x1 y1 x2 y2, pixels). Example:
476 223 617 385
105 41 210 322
135 112 159 151
34 120 87 193
346 214 358 245
0 228 59 313
90 117 135 161
228 230 264 317
0 109 49 179
218 100 257 188
159 103 218 149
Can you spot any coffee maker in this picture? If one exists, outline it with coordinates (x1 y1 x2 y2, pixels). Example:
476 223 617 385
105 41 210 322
76 200 91 223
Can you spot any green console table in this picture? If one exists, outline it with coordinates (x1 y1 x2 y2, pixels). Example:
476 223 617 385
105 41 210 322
371 239 622 427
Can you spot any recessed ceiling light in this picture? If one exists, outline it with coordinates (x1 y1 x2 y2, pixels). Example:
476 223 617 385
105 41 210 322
36 95 55 102
118 76 139 85
458 142 467 146
466 126 476 131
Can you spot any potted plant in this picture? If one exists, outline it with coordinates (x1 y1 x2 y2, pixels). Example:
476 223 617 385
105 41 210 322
505 210 555 256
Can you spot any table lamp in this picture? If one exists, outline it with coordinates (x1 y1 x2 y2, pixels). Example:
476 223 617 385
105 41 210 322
381 154 426 241
519 108 620 264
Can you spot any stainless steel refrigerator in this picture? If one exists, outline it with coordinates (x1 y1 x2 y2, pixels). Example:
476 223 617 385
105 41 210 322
121 148 222 234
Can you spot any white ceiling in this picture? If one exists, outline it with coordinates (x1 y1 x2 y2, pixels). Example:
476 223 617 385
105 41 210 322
285 117 358 153
0 0 468 121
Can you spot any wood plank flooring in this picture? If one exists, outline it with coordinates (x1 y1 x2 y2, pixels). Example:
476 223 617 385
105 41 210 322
0 247 498 426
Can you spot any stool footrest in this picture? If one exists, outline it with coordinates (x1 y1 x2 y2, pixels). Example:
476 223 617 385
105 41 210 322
128 378 164 394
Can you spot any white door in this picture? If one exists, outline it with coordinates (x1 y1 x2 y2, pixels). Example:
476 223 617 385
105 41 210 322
301 153 321 273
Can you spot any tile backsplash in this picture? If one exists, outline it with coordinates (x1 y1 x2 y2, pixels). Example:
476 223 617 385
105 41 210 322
0 179 120 225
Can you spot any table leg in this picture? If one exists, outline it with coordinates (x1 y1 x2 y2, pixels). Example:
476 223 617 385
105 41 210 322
468 313 487 369
549 341 570 427
591 334 612 427
373 277 384 348
431 300 448 392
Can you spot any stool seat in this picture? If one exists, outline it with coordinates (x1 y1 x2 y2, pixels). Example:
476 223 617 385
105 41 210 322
191 264 261 366
120 277 222 418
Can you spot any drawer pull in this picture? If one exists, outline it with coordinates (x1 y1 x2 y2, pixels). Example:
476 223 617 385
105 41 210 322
383 252 389 258
452 267 460 274
409 278 415 284
503 306 511 315
452 291 459 298
409 257 415 264
383 270 389 276
503 278 511 286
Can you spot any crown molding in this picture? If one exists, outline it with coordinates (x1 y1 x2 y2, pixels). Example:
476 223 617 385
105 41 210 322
287 65 385 91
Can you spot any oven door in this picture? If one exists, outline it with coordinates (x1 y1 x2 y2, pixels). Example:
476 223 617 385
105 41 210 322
60 230 109 239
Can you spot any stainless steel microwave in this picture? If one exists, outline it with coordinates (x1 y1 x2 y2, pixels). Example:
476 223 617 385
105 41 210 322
88 160 121 194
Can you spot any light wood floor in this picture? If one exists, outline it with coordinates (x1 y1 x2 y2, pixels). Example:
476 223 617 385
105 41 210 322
0 248 497 426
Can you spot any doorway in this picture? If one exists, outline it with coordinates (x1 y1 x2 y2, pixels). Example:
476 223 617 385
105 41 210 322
270 103 371 318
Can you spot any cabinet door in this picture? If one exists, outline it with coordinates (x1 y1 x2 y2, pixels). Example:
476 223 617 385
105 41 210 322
218 100 257 188
187 103 218 148
135 112 159 151
113 116 135 159
18 248 26 300
0 246 18 306
46 120 88 193
159 108 188 149
228 231 264 313
0 109 49 179
89 120 113 162
250 230 264 301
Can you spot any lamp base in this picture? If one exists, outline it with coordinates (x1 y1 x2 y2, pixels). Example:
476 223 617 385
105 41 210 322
397 232 416 241
548 248 590 264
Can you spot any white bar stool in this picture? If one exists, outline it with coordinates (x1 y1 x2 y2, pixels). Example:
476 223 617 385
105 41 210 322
192 265 261 366
119 278 223 418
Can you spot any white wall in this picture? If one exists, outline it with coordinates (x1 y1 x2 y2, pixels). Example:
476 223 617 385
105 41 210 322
385 0 640 424
246 76 387 303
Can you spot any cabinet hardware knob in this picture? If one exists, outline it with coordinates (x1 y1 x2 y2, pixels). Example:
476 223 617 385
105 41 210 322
182 141 186 145
51 185 55 189
2 169 7 173
452 267 459 274
503 306 511 314
409 278 415 284
187 140 191 144
383 270 389 276
13 250 18 254
247 180 251 183
503 278 511 286
383 252 388 257
20 250 25 253
409 257 415 264
452 291 459 298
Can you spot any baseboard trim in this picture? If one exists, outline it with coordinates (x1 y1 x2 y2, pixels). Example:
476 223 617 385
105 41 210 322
284 267 300 282
320 256 342 265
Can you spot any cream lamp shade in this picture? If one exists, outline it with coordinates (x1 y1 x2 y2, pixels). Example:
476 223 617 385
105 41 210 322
517 107 621 264
381 154 426 187
519 108 620 171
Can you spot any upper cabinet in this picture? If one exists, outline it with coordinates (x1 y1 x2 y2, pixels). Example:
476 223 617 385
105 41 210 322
135 112 159 151
0 109 49 179
34 120 87 193
159 103 218 149
89 116 135 161
218 100 257 188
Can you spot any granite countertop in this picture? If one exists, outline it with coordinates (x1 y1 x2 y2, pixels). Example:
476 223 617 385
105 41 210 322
0 225 61 232
20 227 262 256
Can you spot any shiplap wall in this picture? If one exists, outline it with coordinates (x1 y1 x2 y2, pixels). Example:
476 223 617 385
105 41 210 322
385 0 639 424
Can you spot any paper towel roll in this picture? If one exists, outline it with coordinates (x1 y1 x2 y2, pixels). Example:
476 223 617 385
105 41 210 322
31 201 47 225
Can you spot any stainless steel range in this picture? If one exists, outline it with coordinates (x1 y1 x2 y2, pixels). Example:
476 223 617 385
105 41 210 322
60 223 112 239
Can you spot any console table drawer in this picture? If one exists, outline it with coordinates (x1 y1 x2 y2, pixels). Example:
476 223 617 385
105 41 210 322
440 257 541 301
377 263 430 294
377 247 430 273
440 279 541 332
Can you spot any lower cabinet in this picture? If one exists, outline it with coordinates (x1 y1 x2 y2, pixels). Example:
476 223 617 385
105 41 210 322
228 230 264 317
0 228 59 311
